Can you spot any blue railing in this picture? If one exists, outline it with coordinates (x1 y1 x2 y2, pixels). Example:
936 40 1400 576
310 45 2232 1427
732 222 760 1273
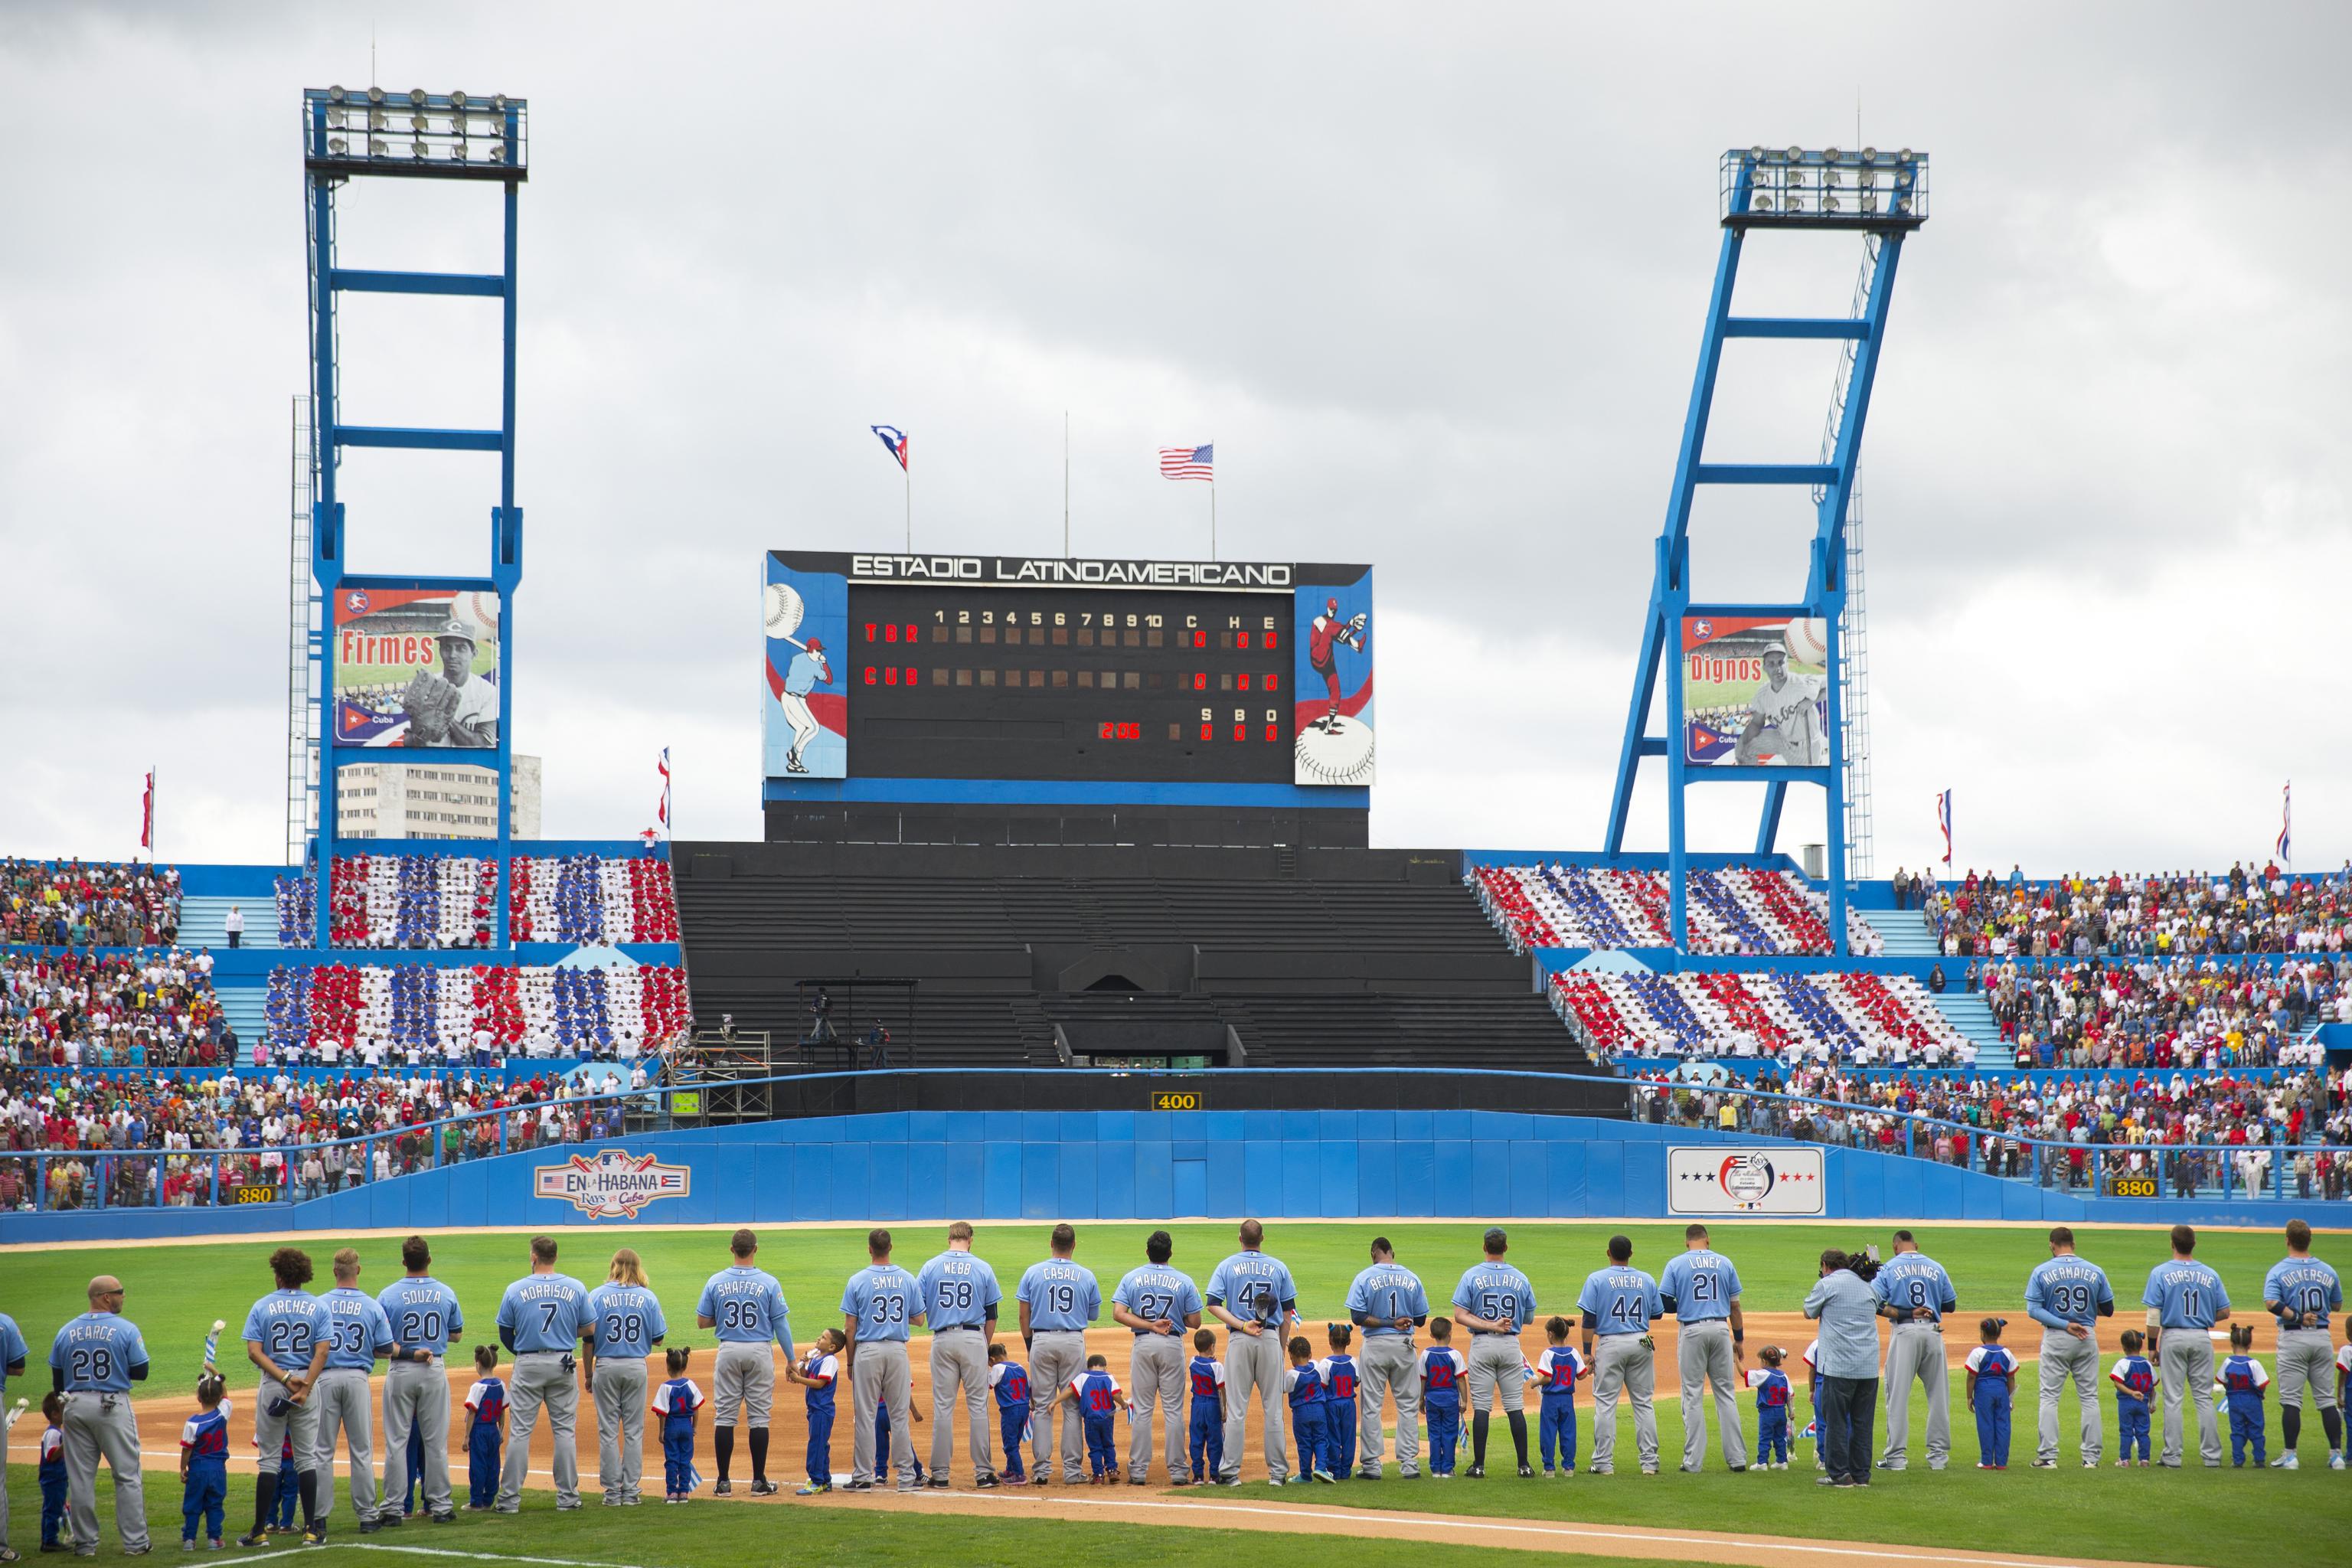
4 1067 2345 1214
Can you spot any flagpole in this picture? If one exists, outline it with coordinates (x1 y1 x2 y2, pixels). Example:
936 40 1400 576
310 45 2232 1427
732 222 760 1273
1210 482 1217 561
1063 410 1070 557
905 464 911 552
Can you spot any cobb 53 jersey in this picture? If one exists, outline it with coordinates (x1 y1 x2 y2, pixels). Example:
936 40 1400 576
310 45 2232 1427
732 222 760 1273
761 552 1374 790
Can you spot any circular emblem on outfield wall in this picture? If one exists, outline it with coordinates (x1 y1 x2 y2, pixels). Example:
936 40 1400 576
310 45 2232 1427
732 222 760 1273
1718 1152 1777 1207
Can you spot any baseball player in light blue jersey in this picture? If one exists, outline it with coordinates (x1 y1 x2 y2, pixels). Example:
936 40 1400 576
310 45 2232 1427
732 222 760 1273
379 1236 465 1525
1346 1237 1430 1478
1658 1223 1748 1473
586 1247 668 1506
1205 1220 1298 1485
2262 1218 2345 1469
695 1229 793 1495
2023 1226 2114 1468
2144 1222 2230 1468
841 1228 923 1492
1452 1227 1539 1478
916 1220 1004 1488
1872 1230 1957 1472
240 1248 333 1547
49 1276 152 1557
1018 1224 1103 1484
0 1306 28 1560
313 1248 395 1532
1576 1235 1663 1476
494 1236 593 1511
1111 1229 1204 1485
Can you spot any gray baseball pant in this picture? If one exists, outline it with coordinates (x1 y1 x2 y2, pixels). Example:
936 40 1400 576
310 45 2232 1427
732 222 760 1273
850 1340 916 1490
1589 1334 1657 1473
710 1341 775 1428
2034 1328 2102 1465
1677 1319 1747 1471
1354 1334 1419 1475
496 1351 580 1509
311 1367 381 1524
1 1413 9 1551
1220 1328 1289 1484
2275 1328 2339 1416
1029 1330 1089 1482
929 1328 995 1482
1879 1324 1950 1469
381 1357 453 1517
1127 1333 1187 1482
1464 1334 1525 1417
61 1392 147 1553
593 1357 648 1502
251 1372 321 1470
2159 1334 2221 1466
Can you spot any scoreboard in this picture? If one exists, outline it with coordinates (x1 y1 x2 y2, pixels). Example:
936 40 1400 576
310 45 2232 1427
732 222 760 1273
762 552 1374 794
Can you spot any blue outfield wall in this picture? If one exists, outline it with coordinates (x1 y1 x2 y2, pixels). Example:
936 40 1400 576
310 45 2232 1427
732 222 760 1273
8 1110 2338 1246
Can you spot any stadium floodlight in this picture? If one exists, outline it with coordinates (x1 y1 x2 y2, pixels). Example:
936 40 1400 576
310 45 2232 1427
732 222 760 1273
304 87 527 180
1785 145 1801 161
409 114 428 132
1860 145 1877 162
1824 146 1842 162
1722 144 1927 227
449 89 469 108
328 136 348 155
409 87 427 106
367 86 385 103
491 93 508 111
328 84 347 103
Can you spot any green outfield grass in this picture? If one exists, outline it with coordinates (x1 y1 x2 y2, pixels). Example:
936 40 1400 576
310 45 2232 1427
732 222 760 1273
2 1221 2328 1379
2 1469 1730 1568
4 1221 2345 1567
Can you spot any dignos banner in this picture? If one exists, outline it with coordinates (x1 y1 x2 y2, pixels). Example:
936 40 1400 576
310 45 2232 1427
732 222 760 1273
1667 1145 1825 1216
534 1148 691 1220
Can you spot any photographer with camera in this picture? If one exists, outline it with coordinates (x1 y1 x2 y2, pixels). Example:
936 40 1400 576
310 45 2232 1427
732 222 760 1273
1802 1247 1882 1488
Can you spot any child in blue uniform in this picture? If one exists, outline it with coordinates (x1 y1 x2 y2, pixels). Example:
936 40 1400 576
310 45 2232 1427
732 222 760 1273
462 1346 507 1510
399 1422 426 1517
1963 1318 2017 1470
2216 1324 2270 1468
653 1347 706 1501
1319 1325 1361 1481
1530 1317 1589 1475
268 1434 299 1531
874 1396 925 1486
789 1331 841 1495
178 1374 232 1549
1418 1318 1466 1478
1056 1354 1129 1485
1187 1328 1227 1483
39 1393 70 1548
1283 1337 1334 1484
1744 1345 1793 1469
988 1342 1031 1484
2109 1330 2156 1467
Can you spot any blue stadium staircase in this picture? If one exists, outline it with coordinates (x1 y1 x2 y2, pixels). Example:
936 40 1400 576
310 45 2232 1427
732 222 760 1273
178 894 278 951
1930 990 2010 1068
1874 907 1941 959
216 986 268 1066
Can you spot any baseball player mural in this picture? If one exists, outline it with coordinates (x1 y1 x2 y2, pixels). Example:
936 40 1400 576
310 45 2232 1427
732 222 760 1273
1294 569 1375 786
763 557 850 779
1679 614 1831 767
330 586 501 749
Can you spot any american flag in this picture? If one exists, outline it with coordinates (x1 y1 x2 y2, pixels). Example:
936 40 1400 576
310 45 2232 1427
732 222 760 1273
1158 443 1214 481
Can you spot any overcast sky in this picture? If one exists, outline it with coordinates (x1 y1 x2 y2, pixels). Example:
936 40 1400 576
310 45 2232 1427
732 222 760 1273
3 2 2347 875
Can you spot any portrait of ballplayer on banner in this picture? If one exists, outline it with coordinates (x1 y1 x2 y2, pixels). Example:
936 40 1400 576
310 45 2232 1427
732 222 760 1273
1294 570 1374 786
331 586 501 750
1681 616 1829 768
761 556 849 779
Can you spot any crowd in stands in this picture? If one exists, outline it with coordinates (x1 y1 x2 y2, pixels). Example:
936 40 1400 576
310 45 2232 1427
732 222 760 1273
1551 967 1968 1066
260 961 691 1066
1909 860 2352 959
1975 953 2341 1071
2 947 236 1070
1472 862 1883 956
2 857 181 946
1633 1063 2352 1198
0 1060 654 1210
275 851 681 948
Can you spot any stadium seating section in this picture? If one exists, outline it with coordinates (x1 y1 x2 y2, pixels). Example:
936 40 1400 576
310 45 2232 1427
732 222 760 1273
1918 863 2352 957
1553 967 1969 1064
2 946 234 1070
1472 863 1883 956
274 851 681 948
261 961 691 1063
2 858 182 947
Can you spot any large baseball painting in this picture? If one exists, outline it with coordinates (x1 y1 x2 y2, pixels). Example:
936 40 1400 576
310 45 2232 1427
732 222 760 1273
331 584 501 750
1292 567 1374 786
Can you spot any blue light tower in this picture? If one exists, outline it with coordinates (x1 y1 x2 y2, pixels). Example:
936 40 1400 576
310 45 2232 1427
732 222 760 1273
302 86 529 949
1602 147 1929 955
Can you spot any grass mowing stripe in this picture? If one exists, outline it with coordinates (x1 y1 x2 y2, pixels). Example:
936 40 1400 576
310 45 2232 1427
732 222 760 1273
350 1547 662 1568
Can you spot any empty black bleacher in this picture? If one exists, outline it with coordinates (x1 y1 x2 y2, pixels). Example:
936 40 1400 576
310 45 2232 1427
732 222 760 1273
674 841 1602 1078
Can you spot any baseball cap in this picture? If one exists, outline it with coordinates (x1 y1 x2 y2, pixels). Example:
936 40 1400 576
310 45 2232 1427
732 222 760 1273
1482 1226 1508 1253
433 619 476 647
1762 643 1788 657
804 636 824 653
1326 596 1339 612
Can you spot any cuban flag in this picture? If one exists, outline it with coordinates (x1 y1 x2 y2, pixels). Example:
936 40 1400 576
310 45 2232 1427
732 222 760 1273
871 424 909 470
651 746 671 844
1936 789 1952 866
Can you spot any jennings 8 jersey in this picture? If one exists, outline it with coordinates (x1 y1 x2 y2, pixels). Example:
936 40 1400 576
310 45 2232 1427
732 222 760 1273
586 1282 668 1360
243 1289 331 1378
2142 1260 2228 1328
1453 1263 1537 1332
697 1266 791 1344
2024 1257 2112 1328
2263 1257 2342 1331
1873 1253 1957 1324
841 1264 920 1342
377 1277 464 1357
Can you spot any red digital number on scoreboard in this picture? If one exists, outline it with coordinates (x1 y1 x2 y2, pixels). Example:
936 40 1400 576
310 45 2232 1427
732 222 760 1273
1097 721 1142 741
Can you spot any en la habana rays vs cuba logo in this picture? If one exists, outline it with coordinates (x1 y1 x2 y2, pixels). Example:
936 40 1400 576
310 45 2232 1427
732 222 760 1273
534 1148 691 1220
